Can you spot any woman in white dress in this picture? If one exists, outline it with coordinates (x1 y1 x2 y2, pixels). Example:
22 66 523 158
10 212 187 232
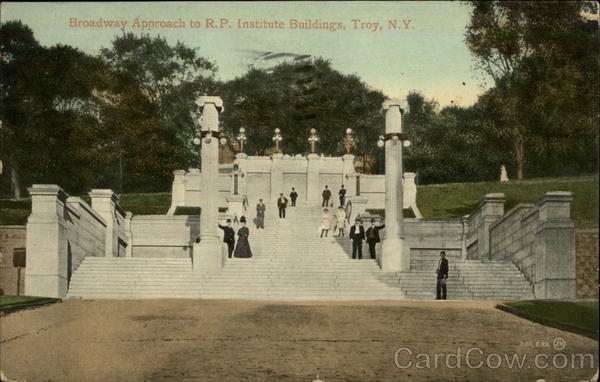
335 206 347 237
320 208 332 238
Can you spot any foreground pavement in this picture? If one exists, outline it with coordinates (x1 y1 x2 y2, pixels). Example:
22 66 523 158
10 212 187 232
0 299 597 382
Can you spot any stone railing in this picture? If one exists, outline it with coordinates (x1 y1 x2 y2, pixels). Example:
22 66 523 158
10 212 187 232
485 192 576 299
25 185 129 298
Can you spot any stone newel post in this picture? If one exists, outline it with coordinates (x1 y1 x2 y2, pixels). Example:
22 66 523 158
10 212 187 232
193 97 224 273
381 100 409 272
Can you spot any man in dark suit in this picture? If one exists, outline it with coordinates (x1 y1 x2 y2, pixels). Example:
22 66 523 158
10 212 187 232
290 187 298 207
322 185 331 207
218 219 236 258
349 218 365 259
277 193 289 219
365 219 385 260
436 251 449 299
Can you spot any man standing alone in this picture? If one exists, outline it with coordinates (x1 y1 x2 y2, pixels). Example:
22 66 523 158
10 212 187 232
290 187 298 207
322 185 331 207
277 193 289 219
218 219 235 258
365 219 385 260
436 251 449 300
256 199 266 229
349 218 365 259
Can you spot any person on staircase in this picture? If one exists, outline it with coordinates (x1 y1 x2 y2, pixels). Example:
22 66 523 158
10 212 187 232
233 216 252 258
320 208 332 238
349 218 365 259
365 219 385 260
436 251 449 299
338 185 347 207
290 187 298 207
277 193 289 219
218 219 236 258
335 206 347 237
322 185 332 207
256 199 266 229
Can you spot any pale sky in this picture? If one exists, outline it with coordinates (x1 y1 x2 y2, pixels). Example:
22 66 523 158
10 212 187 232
2 1 490 107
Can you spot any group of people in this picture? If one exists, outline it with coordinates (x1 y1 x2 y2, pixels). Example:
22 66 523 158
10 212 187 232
213 195 451 300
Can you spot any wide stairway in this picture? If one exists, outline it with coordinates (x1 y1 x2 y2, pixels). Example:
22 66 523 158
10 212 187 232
67 202 534 300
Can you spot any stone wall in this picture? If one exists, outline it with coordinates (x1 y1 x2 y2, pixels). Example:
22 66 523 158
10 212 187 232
576 228 599 298
0 226 26 295
130 216 199 258
404 219 465 258
167 154 420 215
479 191 577 299
25 185 126 298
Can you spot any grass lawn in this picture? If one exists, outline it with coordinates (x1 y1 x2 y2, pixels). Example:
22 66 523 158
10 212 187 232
0 295 60 314
499 300 599 338
1 176 597 226
417 176 598 227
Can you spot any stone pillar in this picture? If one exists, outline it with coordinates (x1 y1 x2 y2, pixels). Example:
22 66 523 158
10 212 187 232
348 195 368 222
346 174 358 197
193 96 224 274
341 154 355 189
227 195 246 220
533 192 576 299
306 153 320 202
90 189 120 258
167 170 186 215
270 153 284 201
381 100 409 272
124 212 133 257
25 185 71 298
475 193 505 260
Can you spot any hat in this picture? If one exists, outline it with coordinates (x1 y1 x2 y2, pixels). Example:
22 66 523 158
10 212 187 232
239 216 247 223
226 219 232 223
371 219 376 223
355 218 361 223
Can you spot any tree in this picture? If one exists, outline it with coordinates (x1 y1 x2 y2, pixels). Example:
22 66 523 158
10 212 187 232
464 1 599 180
1 21 112 196
218 58 385 171
99 33 217 191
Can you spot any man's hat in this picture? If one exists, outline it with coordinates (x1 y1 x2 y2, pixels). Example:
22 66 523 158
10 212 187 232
355 218 361 222
239 216 247 223
226 219 232 223
371 218 376 223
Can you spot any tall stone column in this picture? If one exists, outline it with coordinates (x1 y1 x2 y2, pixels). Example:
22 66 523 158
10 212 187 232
381 100 409 272
306 153 320 202
193 97 224 274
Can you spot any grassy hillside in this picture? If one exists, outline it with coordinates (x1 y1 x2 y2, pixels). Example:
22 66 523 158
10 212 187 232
1 177 597 227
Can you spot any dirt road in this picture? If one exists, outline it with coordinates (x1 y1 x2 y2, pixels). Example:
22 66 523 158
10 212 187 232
1 299 597 381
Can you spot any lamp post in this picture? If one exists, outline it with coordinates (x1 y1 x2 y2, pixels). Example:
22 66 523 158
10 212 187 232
237 127 247 153
308 128 319 154
272 128 282 153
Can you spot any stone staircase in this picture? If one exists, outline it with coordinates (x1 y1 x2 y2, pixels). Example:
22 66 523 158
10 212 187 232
399 255 534 300
67 201 534 300
67 202 404 300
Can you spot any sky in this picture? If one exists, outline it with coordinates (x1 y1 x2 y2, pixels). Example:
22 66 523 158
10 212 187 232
2 1 491 107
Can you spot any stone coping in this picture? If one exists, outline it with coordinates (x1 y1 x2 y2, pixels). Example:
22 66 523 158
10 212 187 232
489 203 535 232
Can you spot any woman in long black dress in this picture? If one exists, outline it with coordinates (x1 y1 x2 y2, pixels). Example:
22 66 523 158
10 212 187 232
233 216 253 258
